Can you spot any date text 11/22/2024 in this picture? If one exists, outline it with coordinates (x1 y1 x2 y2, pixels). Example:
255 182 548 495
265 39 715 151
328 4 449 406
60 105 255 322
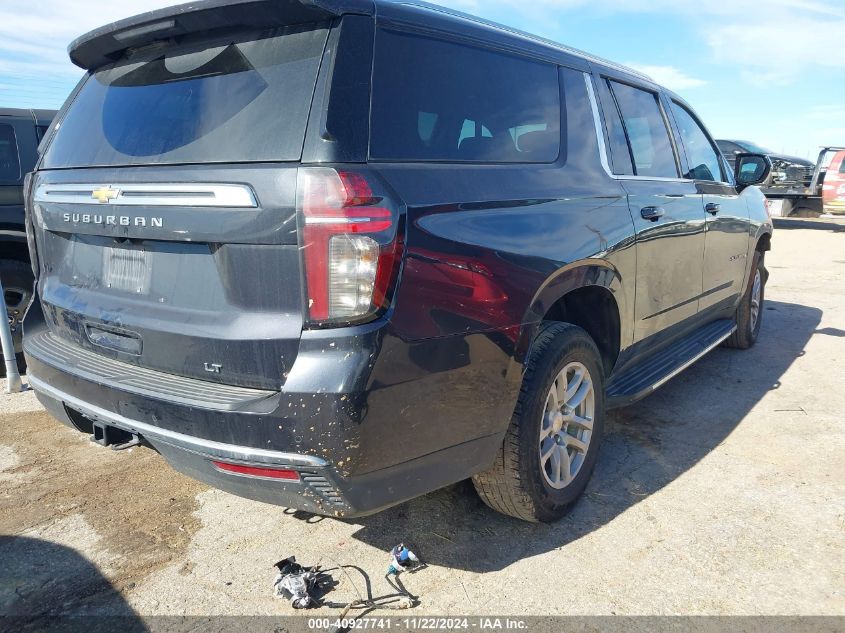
308 618 529 630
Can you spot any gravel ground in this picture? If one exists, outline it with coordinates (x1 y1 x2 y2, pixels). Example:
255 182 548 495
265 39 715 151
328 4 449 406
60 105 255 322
1 218 844 622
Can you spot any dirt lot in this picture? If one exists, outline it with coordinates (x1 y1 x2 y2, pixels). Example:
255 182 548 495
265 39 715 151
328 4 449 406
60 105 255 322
1 218 844 622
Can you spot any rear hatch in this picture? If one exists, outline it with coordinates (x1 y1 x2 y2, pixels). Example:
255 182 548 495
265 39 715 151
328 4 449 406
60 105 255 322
29 15 335 390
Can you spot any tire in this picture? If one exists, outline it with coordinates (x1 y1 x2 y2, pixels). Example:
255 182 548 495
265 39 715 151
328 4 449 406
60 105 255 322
724 252 765 350
472 322 605 523
0 259 34 374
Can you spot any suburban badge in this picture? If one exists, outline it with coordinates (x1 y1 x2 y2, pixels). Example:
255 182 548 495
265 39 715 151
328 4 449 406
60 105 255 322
61 213 164 227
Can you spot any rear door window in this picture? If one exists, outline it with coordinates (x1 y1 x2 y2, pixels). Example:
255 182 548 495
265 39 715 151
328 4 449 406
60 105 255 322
606 80 678 178
0 124 21 183
670 102 724 182
42 24 330 168
370 30 561 163
596 78 634 176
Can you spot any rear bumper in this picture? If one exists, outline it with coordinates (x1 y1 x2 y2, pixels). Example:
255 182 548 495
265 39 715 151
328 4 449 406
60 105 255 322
29 373 349 515
25 333 505 517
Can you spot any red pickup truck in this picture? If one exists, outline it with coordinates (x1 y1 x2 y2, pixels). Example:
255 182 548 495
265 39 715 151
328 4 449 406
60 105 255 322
822 150 845 215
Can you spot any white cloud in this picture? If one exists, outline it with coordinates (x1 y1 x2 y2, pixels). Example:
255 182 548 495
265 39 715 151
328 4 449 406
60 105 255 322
806 105 845 121
443 0 845 85
0 1 207 107
0 0 178 104
446 0 845 19
707 15 845 85
624 64 706 90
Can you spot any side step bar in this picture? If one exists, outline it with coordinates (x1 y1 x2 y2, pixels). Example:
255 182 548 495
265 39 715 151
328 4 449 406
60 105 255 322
606 319 736 409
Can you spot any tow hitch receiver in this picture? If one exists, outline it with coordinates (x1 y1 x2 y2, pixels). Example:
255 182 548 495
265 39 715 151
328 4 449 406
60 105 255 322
90 422 141 451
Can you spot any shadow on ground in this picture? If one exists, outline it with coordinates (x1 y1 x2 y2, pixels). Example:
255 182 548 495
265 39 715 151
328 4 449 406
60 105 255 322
0 536 146 631
338 300 821 572
773 217 845 232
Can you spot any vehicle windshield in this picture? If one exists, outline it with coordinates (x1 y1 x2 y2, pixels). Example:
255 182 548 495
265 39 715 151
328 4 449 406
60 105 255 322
42 24 329 168
737 140 773 154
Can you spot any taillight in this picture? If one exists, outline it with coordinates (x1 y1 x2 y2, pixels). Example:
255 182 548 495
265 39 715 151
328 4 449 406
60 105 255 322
298 168 403 325
212 461 301 481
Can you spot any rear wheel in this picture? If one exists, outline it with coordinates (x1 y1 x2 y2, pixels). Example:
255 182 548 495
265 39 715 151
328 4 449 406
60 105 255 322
1 259 33 375
724 252 765 350
472 323 605 522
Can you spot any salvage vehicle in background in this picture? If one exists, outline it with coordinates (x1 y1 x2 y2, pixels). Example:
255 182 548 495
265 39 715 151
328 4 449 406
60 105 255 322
25 0 773 523
717 140 814 190
1 108 55 373
716 139 845 217
822 150 845 215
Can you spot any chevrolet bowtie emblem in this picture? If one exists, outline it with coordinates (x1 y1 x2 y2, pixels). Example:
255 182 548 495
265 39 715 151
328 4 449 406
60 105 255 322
91 186 120 204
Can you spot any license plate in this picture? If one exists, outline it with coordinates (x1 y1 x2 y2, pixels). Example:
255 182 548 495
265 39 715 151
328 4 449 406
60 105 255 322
103 246 151 294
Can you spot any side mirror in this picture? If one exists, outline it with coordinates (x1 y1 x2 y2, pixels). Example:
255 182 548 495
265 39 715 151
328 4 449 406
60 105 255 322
734 153 773 190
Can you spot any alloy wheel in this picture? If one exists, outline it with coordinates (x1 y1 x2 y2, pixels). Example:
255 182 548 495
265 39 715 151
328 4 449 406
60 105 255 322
750 269 762 332
539 362 595 489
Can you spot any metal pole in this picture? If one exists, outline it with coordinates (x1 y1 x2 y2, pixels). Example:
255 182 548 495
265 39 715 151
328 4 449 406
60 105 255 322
0 276 23 393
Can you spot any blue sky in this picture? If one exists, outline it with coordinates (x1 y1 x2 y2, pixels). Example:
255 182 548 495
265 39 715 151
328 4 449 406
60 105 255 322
1 0 843 160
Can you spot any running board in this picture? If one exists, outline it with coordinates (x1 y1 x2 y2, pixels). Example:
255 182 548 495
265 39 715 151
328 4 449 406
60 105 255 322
606 319 736 409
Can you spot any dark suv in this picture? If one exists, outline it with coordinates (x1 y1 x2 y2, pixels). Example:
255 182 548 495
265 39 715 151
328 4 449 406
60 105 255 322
1 108 55 370
24 0 773 522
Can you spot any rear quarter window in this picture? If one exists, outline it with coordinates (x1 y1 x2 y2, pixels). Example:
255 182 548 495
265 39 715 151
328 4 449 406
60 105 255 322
370 29 562 163
42 24 329 168
0 124 21 183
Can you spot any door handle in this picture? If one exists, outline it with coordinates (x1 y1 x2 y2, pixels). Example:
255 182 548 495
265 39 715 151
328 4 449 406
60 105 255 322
641 206 665 222
706 203 721 215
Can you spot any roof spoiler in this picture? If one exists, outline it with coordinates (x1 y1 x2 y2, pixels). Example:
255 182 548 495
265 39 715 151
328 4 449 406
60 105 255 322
68 0 374 70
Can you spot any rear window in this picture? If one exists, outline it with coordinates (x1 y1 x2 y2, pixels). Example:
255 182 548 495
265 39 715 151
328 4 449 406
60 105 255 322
42 25 329 169
0 124 21 183
370 30 561 163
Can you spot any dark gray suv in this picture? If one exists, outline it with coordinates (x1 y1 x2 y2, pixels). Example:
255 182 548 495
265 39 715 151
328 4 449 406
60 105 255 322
24 0 773 522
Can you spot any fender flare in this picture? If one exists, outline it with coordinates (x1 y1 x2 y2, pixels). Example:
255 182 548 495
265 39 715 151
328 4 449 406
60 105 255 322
513 259 625 366
739 225 773 298
753 225 773 250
